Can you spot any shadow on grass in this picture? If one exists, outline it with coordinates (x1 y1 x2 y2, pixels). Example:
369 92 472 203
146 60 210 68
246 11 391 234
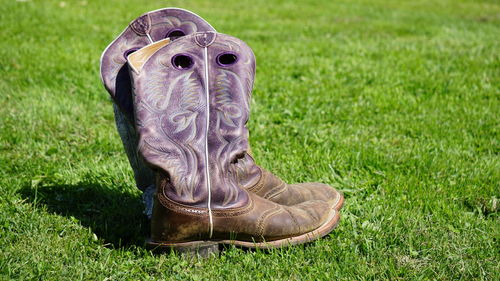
19 183 149 248
18 183 333 255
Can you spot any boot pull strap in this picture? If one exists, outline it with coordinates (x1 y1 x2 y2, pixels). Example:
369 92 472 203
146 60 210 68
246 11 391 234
127 39 171 73
129 14 153 43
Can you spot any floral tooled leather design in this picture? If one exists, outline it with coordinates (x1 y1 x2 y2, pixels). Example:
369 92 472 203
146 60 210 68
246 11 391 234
130 33 257 209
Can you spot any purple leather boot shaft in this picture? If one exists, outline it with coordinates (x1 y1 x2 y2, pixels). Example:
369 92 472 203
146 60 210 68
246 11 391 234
129 32 259 209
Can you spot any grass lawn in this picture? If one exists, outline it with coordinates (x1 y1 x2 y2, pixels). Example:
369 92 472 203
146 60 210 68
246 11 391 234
0 0 498 279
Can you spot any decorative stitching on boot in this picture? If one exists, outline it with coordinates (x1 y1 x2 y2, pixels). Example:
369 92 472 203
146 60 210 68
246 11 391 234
129 14 151 36
157 192 208 217
211 198 255 217
246 168 266 193
263 182 287 200
158 189 255 217
256 204 282 237
194 32 217 47
282 206 301 233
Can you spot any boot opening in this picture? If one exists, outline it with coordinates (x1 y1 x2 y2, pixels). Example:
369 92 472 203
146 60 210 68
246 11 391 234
123 48 140 60
165 29 186 40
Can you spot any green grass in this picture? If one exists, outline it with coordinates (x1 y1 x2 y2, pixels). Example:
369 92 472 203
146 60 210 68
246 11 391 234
0 0 498 279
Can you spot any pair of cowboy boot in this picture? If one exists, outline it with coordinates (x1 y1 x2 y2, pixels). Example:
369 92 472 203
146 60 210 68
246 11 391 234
100 8 343 251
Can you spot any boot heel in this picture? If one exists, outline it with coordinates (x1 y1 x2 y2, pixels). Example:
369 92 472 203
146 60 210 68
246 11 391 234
146 240 219 258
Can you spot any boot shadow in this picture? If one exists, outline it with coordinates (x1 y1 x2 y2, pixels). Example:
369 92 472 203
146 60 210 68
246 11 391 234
19 182 149 248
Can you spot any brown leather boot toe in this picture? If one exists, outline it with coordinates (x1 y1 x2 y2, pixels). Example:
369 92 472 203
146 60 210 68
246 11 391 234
148 181 340 250
245 168 344 210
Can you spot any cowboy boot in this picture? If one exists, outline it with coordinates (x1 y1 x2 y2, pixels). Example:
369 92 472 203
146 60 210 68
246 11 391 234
100 8 216 216
127 32 340 252
100 8 343 217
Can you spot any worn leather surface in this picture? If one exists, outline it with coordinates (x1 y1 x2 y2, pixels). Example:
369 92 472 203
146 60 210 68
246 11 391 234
150 172 211 242
152 171 330 242
211 192 330 242
247 169 342 206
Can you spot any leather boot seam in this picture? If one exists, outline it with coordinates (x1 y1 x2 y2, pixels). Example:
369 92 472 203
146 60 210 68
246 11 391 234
282 206 301 233
246 168 266 193
263 182 287 200
157 193 209 217
256 205 282 237
158 190 255 217
211 198 255 217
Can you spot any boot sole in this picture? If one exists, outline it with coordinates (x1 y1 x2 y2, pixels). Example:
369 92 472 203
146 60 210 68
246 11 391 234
146 193 343 254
